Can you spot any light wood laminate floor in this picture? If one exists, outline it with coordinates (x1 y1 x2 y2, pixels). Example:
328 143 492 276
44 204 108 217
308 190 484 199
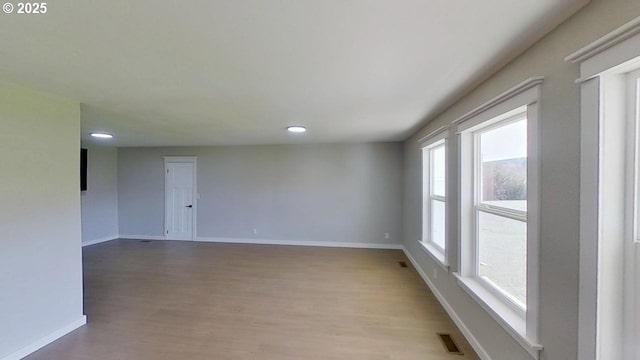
26 240 478 360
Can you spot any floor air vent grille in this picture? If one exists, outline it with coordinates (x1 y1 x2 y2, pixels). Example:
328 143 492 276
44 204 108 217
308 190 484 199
437 333 463 355
398 261 408 268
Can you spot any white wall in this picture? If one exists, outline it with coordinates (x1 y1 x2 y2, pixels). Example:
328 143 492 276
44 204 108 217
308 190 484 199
0 81 85 358
118 143 403 246
402 1 640 360
80 144 118 245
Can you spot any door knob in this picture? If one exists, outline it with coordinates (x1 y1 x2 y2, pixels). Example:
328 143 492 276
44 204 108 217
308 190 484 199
186 205 193 208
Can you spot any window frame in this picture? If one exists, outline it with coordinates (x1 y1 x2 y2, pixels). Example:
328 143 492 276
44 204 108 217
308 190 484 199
454 77 543 359
472 112 528 317
566 15 640 360
427 141 446 252
628 70 640 246
419 126 450 271
623 69 640 360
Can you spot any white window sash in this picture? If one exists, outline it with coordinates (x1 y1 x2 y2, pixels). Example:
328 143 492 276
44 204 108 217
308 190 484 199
471 116 528 312
428 197 446 253
424 142 446 249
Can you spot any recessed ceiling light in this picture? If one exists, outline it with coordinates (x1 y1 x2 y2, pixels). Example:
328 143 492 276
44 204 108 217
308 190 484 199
286 126 307 133
90 132 113 139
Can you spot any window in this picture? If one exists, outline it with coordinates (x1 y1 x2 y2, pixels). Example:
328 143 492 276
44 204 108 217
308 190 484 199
580 66 640 360
455 78 542 358
426 142 446 250
567 16 640 360
420 127 448 268
475 115 528 309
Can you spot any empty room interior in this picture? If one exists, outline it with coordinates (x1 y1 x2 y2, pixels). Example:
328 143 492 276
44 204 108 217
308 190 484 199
3 1 640 359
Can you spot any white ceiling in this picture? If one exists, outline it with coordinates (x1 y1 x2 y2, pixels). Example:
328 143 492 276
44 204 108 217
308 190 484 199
0 0 588 146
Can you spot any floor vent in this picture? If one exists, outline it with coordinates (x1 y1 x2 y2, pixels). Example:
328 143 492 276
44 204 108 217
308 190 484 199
140 240 152 243
398 261 408 268
437 333 463 355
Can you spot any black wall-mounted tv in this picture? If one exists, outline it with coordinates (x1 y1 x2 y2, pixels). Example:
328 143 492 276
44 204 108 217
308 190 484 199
81 148 87 191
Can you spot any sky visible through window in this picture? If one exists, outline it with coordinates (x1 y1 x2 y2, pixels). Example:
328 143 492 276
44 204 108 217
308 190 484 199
481 119 527 162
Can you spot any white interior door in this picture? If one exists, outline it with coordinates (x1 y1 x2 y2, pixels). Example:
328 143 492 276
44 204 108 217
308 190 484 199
165 158 196 240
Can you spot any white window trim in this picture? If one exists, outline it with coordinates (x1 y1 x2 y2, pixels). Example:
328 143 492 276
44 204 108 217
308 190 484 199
566 15 640 360
454 77 543 359
624 68 640 360
419 126 450 271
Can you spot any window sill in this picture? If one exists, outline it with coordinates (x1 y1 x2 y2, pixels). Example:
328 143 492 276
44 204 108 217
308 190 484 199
419 241 450 272
453 272 543 360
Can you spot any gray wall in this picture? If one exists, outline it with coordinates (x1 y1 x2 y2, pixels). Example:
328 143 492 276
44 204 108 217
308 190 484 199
81 144 118 244
401 1 640 360
119 143 403 245
0 81 84 358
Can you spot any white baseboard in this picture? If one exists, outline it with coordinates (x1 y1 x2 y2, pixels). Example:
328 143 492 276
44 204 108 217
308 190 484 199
1 316 87 360
117 235 402 249
82 235 118 247
118 234 166 241
196 236 403 250
402 246 492 360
